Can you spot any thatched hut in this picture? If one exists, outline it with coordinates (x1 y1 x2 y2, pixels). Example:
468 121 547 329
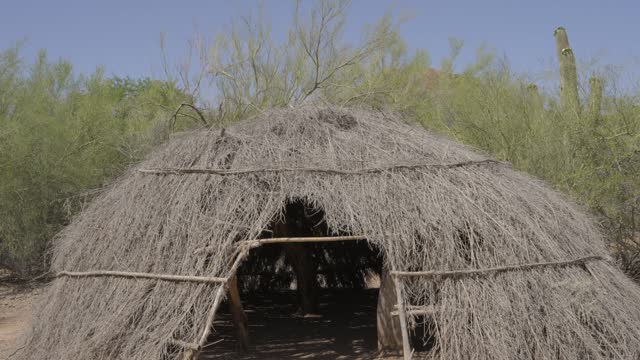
17 107 640 359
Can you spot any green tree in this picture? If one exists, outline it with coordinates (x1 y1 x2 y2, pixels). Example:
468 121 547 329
0 48 190 275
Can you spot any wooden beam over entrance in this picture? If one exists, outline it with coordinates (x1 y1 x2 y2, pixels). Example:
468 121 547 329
194 235 368 255
243 235 367 246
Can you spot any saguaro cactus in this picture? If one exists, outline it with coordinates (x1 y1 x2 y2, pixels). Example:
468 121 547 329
554 27 580 114
589 76 603 119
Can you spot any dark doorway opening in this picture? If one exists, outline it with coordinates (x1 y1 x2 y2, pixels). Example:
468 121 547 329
203 288 381 359
201 199 390 359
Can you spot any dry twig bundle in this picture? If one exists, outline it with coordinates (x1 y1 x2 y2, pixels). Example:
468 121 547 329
16 106 640 359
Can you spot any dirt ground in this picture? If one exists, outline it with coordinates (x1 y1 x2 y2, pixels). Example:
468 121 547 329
0 276 41 360
0 284 408 359
202 288 402 359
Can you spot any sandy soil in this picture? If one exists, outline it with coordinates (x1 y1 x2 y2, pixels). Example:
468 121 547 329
0 285 410 359
0 279 40 360
202 289 404 359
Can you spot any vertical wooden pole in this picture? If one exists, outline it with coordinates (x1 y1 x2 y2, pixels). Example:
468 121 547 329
273 203 320 315
283 243 319 314
228 274 249 351
392 274 412 360
181 285 225 360
185 247 250 360
377 267 403 351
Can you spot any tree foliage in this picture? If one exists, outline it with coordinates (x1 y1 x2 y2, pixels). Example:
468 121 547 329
174 0 424 125
179 0 640 278
411 50 640 279
0 48 190 275
1 0 639 281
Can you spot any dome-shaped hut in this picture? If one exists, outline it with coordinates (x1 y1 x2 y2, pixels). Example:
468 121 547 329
17 107 640 360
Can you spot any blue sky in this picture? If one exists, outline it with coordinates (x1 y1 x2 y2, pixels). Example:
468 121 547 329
1 0 638 90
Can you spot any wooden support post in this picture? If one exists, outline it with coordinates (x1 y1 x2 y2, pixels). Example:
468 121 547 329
284 243 319 314
377 267 403 351
272 211 320 315
392 274 412 360
227 275 249 351
184 248 250 360
181 285 226 360
197 284 229 346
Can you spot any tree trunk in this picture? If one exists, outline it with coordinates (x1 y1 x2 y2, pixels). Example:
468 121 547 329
227 275 249 351
377 267 403 351
284 243 319 314
273 212 319 315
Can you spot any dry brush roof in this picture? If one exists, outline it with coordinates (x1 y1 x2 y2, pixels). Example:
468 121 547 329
18 106 640 359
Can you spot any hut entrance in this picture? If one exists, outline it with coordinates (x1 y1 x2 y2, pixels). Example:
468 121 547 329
201 199 409 359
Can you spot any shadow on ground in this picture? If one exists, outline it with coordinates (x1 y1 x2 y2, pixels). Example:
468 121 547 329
201 288 402 359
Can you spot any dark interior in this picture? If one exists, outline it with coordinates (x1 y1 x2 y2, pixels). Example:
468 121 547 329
202 199 387 359
201 199 436 359
239 199 384 293
202 288 381 359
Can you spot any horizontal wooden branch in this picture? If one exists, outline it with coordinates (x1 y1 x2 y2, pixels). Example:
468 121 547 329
138 159 501 176
194 235 367 255
393 309 433 317
166 338 200 351
56 270 227 284
237 265 372 277
243 235 367 246
394 305 435 310
391 255 605 279
391 305 436 317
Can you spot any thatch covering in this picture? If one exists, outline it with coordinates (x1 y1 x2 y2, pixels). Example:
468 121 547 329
17 107 640 359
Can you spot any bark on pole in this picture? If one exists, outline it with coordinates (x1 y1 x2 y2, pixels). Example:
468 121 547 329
393 276 412 359
589 76 603 120
554 27 581 114
228 275 249 351
284 243 319 314
377 267 404 351
273 217 319 314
